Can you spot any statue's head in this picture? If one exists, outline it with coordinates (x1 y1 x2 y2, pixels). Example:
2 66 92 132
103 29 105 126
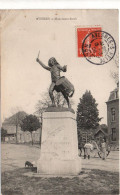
48 57 58 67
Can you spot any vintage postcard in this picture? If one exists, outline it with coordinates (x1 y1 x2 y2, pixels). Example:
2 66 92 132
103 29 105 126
1 10 119 195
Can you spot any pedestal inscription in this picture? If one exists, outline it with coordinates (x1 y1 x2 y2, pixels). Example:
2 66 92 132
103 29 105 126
37 110 81 175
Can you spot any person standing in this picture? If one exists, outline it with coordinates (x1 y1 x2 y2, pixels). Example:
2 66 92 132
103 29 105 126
84 141 93 159
78 142 84 157
101 138 107 160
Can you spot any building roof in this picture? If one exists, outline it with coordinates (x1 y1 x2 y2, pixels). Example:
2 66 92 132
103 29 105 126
2 111 28 134
94 129 108 137
3 111 27 124
2 111 40 135
94 125 108 136
106 82 119 103
2 124 19 134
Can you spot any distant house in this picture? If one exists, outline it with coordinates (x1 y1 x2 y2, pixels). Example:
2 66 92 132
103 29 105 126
2 112 41 144
2 124 16 142
94 126 108 144
2 123 41 144
106 82 119 146
78 125 108 146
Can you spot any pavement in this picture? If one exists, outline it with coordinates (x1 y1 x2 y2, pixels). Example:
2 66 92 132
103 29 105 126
1 143 119 173
82 154 119 172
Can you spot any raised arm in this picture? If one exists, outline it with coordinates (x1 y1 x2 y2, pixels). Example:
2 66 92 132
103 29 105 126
36 58 51 71
56 64 67 72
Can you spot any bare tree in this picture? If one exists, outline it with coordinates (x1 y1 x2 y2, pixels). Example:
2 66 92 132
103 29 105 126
34 106 44 147
35 89 74 146
111 54 119 83
35 89 74 112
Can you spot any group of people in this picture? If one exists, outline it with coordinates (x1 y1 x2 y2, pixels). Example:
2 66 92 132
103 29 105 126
79 138 108 160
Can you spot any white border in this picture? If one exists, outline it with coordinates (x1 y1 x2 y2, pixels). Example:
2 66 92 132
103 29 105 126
0 0 120 9
0 0 120 173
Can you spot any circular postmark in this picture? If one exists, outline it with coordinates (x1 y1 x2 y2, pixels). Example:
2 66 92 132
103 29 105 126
82 30 116 65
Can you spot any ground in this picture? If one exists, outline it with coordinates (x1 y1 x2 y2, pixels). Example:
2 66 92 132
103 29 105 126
1 143 119 195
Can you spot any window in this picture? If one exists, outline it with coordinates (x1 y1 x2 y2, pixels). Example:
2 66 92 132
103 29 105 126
111 108 115 121
115 91 118 99
111 128 116 141
20 134 22 141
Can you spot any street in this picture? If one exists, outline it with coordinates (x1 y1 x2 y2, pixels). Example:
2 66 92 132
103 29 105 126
1 143 119 195
1 143 119 173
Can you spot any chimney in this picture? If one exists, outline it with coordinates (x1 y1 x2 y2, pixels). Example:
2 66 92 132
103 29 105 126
117 82 119 88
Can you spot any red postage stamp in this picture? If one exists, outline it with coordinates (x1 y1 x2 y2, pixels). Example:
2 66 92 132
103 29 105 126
77 27 102 57
77 27 116 65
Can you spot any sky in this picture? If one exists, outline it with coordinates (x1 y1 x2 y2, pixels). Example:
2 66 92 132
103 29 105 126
1 10 118 124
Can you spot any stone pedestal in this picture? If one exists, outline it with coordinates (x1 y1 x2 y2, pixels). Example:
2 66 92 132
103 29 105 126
37 109 81 175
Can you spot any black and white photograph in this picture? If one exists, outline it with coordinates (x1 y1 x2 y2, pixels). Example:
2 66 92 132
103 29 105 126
1 9 119 195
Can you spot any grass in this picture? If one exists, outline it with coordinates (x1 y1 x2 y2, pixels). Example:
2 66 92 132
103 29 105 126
1 168 119 195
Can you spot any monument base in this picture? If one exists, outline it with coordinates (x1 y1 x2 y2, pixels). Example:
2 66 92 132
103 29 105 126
37 158 81 175
37 108 81 175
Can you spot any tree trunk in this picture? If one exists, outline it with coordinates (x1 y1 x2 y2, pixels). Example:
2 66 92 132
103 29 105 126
86 131 88 143
39 126 42 147
31 132 33 145
39 114 43 147
16 125 18 144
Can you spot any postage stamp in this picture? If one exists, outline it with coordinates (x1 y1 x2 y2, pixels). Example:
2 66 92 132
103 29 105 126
77 27 102 57
77 27 116 65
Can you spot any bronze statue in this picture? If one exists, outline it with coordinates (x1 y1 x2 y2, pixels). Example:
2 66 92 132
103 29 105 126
36 52 74 108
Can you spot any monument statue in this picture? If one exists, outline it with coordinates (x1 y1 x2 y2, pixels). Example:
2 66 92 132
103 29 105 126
36 52 81 175
36 52 74 108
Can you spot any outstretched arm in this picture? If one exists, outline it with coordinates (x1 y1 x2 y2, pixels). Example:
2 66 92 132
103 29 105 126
36 58 50 71
56 64 67 72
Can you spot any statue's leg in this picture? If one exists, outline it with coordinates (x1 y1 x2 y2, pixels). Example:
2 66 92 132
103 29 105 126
62 92 71 108
49 82 56 106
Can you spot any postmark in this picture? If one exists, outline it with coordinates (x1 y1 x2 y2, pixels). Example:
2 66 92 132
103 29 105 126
82 30 116 65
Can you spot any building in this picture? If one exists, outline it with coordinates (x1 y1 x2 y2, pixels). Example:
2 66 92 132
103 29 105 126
2 111 41 144
106 82 119 148
94 127 108 142
2 122 41 144
2 124 16 142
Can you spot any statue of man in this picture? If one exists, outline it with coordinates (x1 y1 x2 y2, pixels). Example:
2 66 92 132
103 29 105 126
36 55 74 108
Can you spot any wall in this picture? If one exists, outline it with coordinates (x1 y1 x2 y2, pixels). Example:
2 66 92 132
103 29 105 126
107 99 119 145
